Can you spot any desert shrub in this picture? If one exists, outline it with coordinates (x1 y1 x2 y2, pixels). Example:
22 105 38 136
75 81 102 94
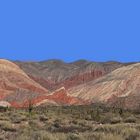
53 122 61 128
0 106 8 112
124 116 137 123
78 121 87 127
110 117 122 124
100 117 110 124
90 109 101 122
53 119 62 129
121 127 140 140
0 121 16 132
67 134 83 140
85 115 91 121
71 120 78 125
0 114 9 121
100 113 122 124
39 115 48 122
28 120 42 131
10 114 26 123
94 124 125 134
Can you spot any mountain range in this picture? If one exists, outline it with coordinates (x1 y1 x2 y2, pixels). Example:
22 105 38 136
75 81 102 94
0 59 139 109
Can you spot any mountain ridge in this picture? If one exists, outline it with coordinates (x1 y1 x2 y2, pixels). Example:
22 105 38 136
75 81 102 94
15 59 126 90
0 59 138 109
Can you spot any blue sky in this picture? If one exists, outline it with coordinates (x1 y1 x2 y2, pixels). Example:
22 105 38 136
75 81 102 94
0 1 140 62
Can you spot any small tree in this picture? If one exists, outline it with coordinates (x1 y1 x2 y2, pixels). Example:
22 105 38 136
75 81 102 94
27 93 35 120
28 99 33 114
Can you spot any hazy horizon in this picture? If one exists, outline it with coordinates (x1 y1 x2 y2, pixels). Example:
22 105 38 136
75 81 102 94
0 58 139 64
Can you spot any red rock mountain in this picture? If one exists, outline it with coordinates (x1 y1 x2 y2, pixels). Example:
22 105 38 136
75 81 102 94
15 60 125 90
0 59 93 107
0 59 138 109
69 63 140 109
0 59 49 107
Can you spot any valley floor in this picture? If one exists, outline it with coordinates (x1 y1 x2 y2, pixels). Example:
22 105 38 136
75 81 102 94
0 105 140 140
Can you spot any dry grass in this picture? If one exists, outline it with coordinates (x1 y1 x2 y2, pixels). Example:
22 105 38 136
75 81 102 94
0 105 139 139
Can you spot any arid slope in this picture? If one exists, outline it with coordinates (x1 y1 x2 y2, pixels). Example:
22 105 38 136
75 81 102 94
0 59 49 106
15 60 124 90
0 59 138 109
69 63 140 109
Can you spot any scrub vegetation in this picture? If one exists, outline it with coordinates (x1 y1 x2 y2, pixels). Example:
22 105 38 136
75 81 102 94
0 104 140 140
